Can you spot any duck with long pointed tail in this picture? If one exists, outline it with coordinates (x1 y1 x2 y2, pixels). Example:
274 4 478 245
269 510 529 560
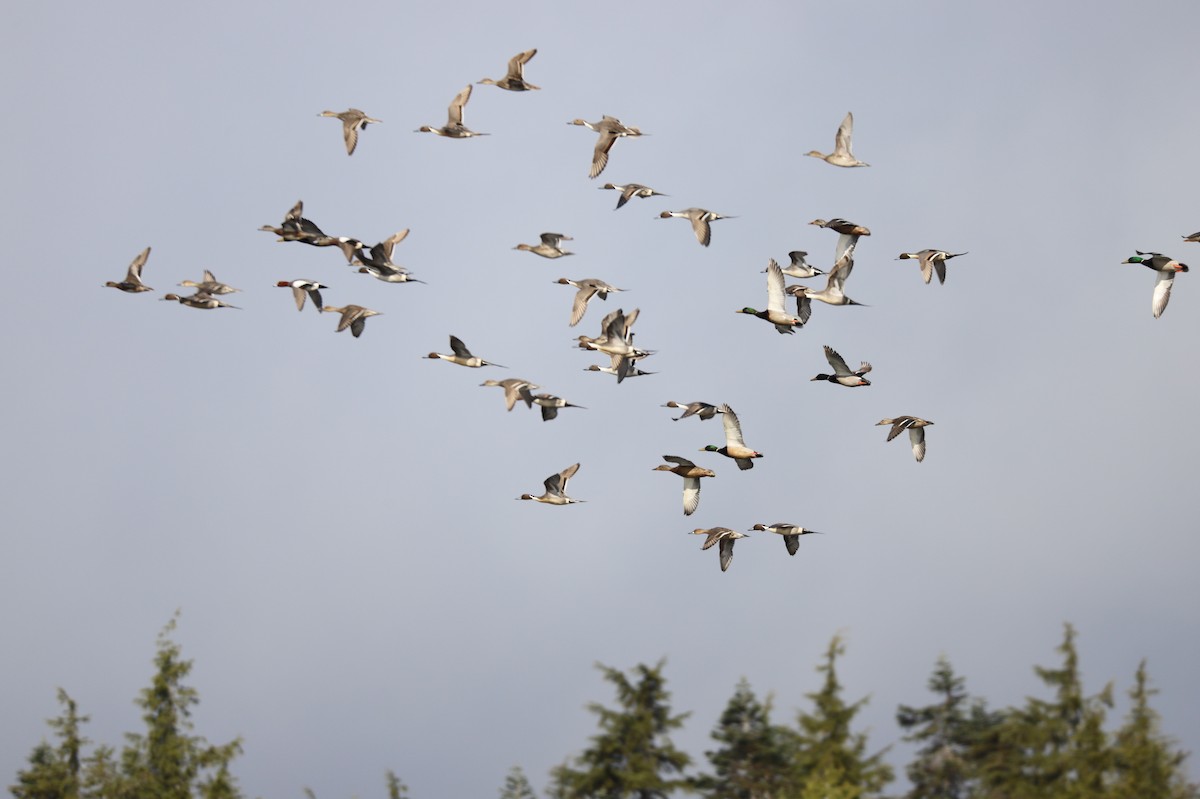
750 523 821 556
424 336 504 368
518 463 584 505
658 208 734 247
897 250 968 285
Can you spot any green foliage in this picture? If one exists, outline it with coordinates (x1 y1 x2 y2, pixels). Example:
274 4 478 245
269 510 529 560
694 678 791 799
385 770 409 799
788 636 893 798
549 661 691 799
895 658 980 799
499 766 537 799
1109 661 1199 799
11 689 89 799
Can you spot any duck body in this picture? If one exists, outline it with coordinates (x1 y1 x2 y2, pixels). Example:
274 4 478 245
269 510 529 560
654 456 715 516
416 85 488 138
556 277 625 326
805 112 869 167
319 108 381 155
662 401 723 421
276 280 326 312
736 260 803 333
897 250 968 285
106 246 153 293
478 48 540 91
750 523 821 556
515 232 573 259
518 388 586 422
481 378 540 411
701 404 762 470
811 345 871 386
322 304 380 337
877 416 934 462
179 269 240 295
161 292 239 310
425 335 503 368
1122 251 1189 318
691 527 747 572
658 208 734 247
600 182 666 210
518 463 583 504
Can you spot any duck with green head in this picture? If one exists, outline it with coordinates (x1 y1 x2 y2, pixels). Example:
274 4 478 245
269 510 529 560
700 404 762 470
1122 251 1188 318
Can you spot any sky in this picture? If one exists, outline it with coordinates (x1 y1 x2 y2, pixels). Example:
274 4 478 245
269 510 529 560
3 1 1200 797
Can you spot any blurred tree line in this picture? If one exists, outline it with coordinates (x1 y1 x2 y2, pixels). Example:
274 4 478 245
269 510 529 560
10 622 1196 799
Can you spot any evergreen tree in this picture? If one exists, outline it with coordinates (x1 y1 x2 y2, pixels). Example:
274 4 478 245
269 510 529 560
499 766 537 799
549 661 691 799
788 636 892 799
1110 661 1199 799
117 617 244 799
385 770 409 799
11 689 89 799
695 678 791 799
895 658 979 799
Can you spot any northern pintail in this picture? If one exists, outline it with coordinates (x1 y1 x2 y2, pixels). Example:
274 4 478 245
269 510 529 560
424 335 504 368
658 208 734 247
1122 251 1189 318
584 359 655 379
160 292 239 310
690 527 747 572
661 401 723 422
481 378 540 411
769 251 824 279
701 404 762 470
321 304 380 337
556 277 625 326
515 232 573 259
355 230 424 282
788 248 865 308
568 116 643 179
259 200 363 262
877 416 933 462
576 307 651 361
750 523 821 557
318 108 380 155
737 260 804 334
179 270 240 295
478 48 540 91
897 250 968 285
416 85 488 138
805 112 869 167
1183 231 1200 243
654 456 715 516
518 388 586 422
811 345 871 386
600 182 667 210
809 218 871 263
106 246 153 293
276 280 326 312
518 463 583 504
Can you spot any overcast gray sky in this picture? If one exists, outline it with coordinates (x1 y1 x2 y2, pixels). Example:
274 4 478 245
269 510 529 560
4 1 1199 796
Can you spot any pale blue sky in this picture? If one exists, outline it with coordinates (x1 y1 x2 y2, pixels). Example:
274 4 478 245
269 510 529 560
3 1 1199 797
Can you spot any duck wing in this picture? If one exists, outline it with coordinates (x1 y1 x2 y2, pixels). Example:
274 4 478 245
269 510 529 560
823 345 853 376
833 112 854 158
1152 271 1176 318
766 261 787 314
720 404 746 447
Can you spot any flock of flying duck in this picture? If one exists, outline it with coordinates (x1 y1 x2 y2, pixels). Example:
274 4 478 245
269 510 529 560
103 49 1193 573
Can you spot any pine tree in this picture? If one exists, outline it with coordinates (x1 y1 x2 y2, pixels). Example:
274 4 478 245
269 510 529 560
549 661 691 799
694 678 791 799
384 770 409 799
116 617 244 799
1109 661 1199 799
499 766 537 799
10 689 89 799
895 658 979 799
788 635 892 799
